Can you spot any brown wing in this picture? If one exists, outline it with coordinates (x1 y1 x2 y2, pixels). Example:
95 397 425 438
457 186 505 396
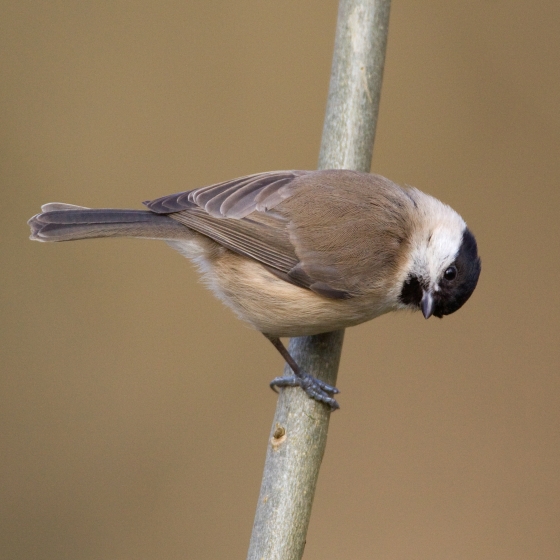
143 170 412 299
144 171 309 287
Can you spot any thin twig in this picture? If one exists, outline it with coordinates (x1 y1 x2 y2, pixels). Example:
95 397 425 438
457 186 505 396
246 2 391 559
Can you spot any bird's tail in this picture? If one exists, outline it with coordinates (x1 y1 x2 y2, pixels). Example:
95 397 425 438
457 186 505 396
28 203 188 242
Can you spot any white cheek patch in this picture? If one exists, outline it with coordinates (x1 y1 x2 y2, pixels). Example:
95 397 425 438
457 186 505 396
426 224 464 280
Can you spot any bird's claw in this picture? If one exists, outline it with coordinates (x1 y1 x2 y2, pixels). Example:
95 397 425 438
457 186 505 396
270 372 340 410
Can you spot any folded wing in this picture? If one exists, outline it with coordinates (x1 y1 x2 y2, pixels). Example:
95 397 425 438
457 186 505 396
144 171 313 289
143 170 409 300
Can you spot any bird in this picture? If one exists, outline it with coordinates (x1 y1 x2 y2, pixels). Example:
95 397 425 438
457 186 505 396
28 169 481 409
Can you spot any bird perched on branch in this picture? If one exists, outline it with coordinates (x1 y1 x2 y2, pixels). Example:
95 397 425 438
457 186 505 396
29 170 481 409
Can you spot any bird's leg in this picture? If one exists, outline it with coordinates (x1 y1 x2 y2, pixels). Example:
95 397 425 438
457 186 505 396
264 334 340 410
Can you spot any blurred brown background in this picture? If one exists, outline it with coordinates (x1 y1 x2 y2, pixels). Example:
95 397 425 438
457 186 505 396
1 1 559 558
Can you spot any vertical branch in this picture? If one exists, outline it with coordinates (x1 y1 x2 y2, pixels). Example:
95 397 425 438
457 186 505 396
319 0 390 171
247 2 391 559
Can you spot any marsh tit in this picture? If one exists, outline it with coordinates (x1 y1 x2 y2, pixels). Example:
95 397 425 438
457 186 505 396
29 170 481 409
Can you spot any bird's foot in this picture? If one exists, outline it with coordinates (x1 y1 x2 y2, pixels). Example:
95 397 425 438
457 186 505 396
270 372 340 410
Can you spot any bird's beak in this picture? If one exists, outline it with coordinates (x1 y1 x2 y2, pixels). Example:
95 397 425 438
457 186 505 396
421 289 434 319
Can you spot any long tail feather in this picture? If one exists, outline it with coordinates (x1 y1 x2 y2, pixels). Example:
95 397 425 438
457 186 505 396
28 205 188 242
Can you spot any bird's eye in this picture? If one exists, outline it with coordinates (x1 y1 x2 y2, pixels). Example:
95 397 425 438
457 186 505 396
444 266 457 281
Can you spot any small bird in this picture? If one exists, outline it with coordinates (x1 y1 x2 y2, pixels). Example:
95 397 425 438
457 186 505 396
29 170 481 409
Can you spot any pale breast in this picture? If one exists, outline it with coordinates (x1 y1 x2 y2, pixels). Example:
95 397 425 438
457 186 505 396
204 250 391 337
